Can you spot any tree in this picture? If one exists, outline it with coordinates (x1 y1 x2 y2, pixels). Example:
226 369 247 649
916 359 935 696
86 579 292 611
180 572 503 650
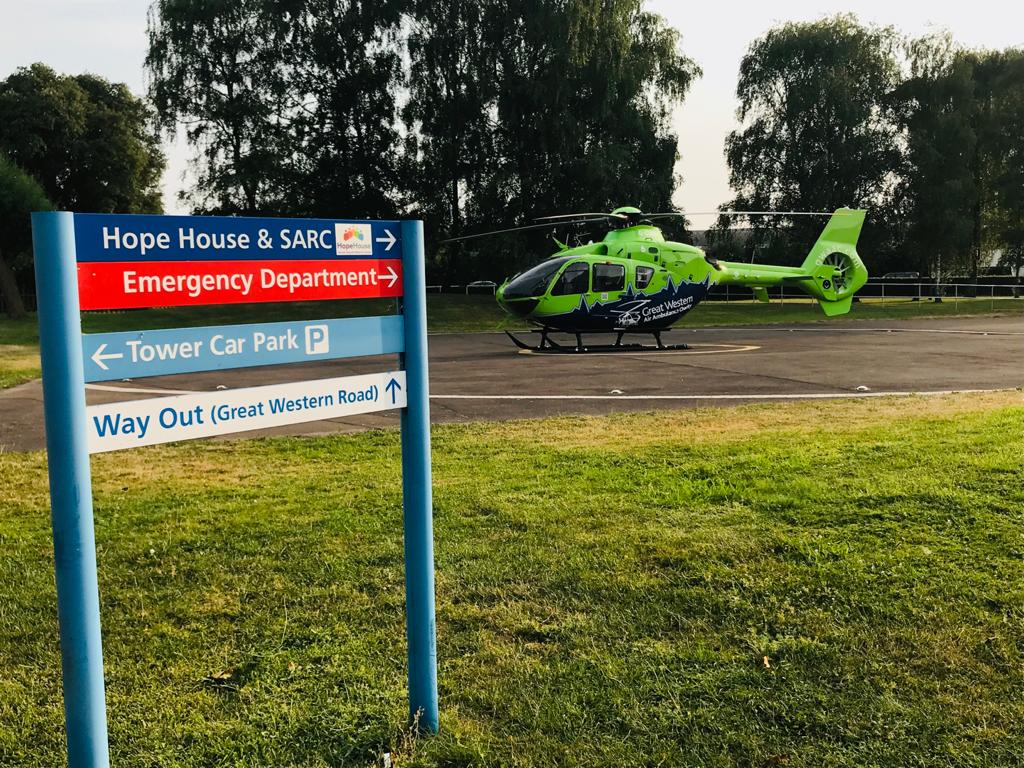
984 49 1024 286
148 0 407 217
893 42 1024 280
0 64 162 310
0 63 164 213
0 154 52 318
147 0 298 214
146 0 699 281
407 0 699 281
723 15 901 267
891 33 979 278
287 0 408 219
484 0 697 219
403 0 495 239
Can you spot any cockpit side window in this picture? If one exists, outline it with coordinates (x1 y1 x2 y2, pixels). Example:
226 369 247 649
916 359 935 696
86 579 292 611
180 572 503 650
635 265 655 290
593 263 625 292
502 257 571 299
551 261 590 295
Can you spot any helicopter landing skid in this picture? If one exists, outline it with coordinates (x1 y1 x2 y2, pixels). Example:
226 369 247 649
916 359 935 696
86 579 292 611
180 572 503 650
505 329 690 354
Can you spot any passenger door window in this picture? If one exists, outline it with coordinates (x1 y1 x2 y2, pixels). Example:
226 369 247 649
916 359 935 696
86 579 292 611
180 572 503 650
551 261 590 295
592 263 625 292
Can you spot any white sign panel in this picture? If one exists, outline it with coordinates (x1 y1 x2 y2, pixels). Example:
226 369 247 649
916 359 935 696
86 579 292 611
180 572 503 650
86 371 406 453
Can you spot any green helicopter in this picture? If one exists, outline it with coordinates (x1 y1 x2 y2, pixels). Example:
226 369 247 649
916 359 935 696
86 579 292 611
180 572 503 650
447 206 868 352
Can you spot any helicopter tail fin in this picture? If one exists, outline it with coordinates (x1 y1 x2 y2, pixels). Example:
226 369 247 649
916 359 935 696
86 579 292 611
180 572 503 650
797 208 869 315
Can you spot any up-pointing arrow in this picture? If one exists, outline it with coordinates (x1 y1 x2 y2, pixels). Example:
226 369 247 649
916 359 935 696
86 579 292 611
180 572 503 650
375 228 397 251
385 377 402 404
381 264 399 289
91 343 124 371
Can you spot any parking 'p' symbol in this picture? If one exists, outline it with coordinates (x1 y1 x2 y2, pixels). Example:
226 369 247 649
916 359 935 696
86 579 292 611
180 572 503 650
305 325 329 355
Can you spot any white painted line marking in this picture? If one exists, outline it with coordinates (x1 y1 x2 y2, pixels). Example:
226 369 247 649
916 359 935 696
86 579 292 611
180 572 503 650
682 344 761 354
87 383 200 395
91 384 1022 404
695 326 1024 336
430 388 1019 401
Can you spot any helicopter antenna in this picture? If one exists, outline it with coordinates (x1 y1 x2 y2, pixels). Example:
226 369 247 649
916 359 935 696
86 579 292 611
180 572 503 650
439 217 610 244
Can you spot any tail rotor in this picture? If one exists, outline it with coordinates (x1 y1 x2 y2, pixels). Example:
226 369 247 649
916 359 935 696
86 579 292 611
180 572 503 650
822 251 855 291
795 208 869 315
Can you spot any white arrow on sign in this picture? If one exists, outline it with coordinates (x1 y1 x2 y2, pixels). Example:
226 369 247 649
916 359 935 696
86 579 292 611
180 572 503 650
91 343 124 371
381 265 399 288
375 228 397 251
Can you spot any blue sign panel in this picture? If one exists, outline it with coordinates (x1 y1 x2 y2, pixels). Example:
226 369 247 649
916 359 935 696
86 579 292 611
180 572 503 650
82 315 405 383
73 213 402 262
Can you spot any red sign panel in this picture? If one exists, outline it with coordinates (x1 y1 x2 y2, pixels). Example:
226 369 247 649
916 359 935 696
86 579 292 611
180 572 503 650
77 259 403 310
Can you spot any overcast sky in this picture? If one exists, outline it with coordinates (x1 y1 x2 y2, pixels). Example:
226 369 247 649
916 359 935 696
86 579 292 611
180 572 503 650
0 1 1020 217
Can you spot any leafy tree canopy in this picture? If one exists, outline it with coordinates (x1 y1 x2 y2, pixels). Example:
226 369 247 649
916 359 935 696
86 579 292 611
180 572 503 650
0 153 52 260
892 34 981 276
0 153 52 316
408 0 700 280
723 15 901 266
147 0 406 218
147 0 699 280
984 48 1024 278
0 63 164 214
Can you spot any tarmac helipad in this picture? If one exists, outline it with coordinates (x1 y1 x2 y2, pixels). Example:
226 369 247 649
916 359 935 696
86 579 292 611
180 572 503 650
2 315 1022 452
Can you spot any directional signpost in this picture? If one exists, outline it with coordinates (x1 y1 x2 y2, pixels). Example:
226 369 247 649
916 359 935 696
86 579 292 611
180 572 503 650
32 212 438 768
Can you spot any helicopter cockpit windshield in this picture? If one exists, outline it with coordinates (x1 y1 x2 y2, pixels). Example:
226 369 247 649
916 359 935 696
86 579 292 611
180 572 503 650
502 257 571 299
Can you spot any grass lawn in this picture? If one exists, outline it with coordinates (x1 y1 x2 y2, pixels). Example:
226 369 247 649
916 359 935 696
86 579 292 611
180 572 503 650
1 392 1023 766
1 295 1023 390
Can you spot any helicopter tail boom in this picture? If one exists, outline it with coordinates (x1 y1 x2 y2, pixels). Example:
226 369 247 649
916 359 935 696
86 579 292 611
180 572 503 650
718 208 868 315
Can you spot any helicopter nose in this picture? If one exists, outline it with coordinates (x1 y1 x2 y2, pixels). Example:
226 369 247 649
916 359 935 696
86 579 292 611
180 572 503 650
498 296 539 317
495 281 538 317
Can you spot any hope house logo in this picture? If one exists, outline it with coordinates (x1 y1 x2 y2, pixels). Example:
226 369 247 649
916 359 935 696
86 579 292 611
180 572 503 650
335 223 373 256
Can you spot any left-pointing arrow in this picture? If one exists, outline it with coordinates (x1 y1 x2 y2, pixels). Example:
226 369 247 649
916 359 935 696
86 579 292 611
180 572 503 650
91 343 124 371
374 228 397 251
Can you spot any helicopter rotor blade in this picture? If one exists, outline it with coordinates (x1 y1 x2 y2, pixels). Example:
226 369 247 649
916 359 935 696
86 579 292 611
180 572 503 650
533 212 629 221
440 217 611 244
645 210 854 218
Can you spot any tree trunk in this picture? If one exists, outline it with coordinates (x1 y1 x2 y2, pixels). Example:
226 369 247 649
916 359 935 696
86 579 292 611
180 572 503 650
0 248 27 319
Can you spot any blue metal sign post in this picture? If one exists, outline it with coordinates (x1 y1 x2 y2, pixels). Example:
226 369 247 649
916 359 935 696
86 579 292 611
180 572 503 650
399 220 439 731
31 211 439 767
32 212 110 768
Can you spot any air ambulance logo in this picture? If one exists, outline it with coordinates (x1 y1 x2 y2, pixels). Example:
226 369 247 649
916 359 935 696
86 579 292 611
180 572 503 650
334 223 373 256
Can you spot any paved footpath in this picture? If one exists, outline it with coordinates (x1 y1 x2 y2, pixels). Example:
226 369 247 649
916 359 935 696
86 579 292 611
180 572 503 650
2 315 1022 452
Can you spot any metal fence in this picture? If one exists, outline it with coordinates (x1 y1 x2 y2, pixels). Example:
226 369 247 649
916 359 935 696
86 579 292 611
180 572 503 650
421 280 1023 303
426 284 499 295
